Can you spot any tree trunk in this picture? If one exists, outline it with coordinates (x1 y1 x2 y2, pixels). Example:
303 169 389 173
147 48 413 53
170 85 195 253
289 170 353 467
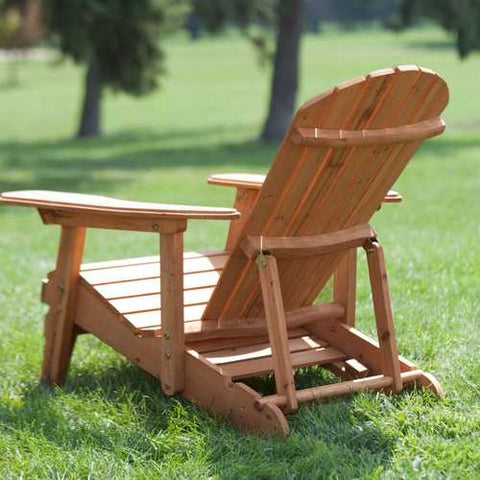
77 54 102 138
261 0 305 141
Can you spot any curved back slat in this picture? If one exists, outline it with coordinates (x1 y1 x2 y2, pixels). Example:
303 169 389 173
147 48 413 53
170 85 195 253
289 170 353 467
204 65 449 323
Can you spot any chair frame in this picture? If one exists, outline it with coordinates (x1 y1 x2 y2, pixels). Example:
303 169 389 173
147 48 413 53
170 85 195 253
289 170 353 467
32 206 442 436
1 66 448 436
17 185 440 437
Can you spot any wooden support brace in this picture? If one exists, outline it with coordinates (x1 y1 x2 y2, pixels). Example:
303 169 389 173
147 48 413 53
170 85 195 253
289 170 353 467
364 239 403 392
39 209 188 234
160 229 186 395
42 226 86 385
225 188 259 251
184 302 345 341
333 249 357 326
241 223 374 259
292 117 445 148
256 369 424 409
258 254 298 413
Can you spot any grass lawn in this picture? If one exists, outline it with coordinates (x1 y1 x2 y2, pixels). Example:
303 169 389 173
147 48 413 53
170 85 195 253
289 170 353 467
1 26 480 478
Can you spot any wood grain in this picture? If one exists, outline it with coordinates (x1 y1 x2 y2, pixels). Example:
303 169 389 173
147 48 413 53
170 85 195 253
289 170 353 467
42 226 86 385
160 231 185 395
0 190 240 220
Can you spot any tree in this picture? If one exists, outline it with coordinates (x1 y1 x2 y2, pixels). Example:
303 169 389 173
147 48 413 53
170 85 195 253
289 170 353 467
399 0 480 58
193 0 305 141
44 0 189 138
261 0 305 140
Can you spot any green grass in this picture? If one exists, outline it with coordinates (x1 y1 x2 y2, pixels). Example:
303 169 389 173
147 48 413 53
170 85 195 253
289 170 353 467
1 26 480 478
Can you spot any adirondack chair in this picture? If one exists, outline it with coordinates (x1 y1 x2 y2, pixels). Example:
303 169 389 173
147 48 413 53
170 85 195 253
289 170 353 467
0 65 448 437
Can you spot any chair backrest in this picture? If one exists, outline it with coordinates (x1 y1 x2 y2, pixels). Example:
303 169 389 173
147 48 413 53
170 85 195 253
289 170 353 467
203 65 448 323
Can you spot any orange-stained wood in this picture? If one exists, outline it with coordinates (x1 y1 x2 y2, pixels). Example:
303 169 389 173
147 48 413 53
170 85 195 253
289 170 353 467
225 188 259 251
39 209 188 233
1 65 448 436
160 231 185 395
241 223 374 259
42 226 86 385
364 239 403 392
333 249 357 326
0 190 240 220
208 173 402 203
204 66 449 322
292 117 445 148
258 255 298 412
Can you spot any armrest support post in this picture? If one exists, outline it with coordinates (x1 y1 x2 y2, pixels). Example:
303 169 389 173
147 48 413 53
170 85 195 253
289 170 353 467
226 188 259 250
160 221 186 395
333 249 357 326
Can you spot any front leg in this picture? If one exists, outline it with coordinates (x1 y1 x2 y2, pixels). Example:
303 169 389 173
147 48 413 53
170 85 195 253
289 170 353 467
258 254 298 413
160 224 186 395
42 226 86 385
365 239 403 393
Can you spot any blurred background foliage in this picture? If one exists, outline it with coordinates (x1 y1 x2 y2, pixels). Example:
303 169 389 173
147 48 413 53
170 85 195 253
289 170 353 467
1 0 480 140
399 0 480 59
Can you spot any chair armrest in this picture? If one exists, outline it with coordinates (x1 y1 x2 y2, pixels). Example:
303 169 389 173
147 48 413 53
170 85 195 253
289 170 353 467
208 173 403 203
0 190 240 220
207 174 266 250
208 173 266 190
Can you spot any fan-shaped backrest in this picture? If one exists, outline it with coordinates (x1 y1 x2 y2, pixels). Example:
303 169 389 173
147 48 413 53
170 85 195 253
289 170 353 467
204 65 449 323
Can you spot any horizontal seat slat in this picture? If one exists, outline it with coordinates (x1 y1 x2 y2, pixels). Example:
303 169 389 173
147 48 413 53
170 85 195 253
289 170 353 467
189 328 309 354
81 250 224 272
81 254 228 285
110 287 215 314
204 335 327 366
91 270 222 300
139 318 221 337
222 346 347 380
125 304 207 329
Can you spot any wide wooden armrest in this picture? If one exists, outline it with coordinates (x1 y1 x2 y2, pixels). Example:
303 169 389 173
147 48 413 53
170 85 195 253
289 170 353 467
208 173 266 190
208 173 402 203
0 190 240 220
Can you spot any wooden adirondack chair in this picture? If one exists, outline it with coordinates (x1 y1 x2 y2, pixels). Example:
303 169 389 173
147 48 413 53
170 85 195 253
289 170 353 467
0 65 448 437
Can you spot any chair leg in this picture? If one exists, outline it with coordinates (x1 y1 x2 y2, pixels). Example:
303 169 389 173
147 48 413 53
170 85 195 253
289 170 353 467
365 239 403 392
258 254 298 413
160 230 185 395
42 226 86 385
333 248 357 326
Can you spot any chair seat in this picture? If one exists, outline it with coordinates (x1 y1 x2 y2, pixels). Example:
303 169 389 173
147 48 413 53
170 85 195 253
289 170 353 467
79 250 367 381
192 332 356 380
80 250 229 337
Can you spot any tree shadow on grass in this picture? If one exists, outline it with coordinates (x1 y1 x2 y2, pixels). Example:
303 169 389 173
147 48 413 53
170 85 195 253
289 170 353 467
1 127 478 196
3 127 464 475
404 39 455 51
0 344 397 478
0 127 278 194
